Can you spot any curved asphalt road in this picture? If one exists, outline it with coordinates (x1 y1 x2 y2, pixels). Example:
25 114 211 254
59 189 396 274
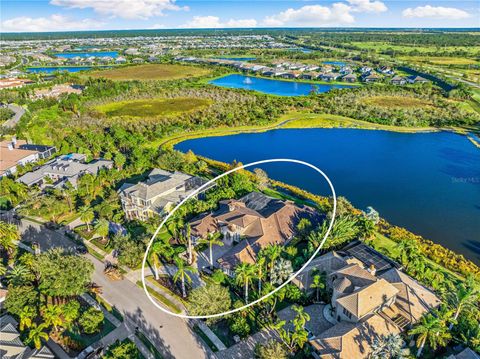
2 104 25 128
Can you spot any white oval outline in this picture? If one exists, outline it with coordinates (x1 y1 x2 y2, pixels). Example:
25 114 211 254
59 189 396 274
141 158 336 319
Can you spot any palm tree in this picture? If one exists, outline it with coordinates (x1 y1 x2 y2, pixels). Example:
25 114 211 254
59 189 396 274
94 218 110 243
28 323 49 349
19 306 36 331
0 262 6 277
270 258 293 285
310 272 326 302
79 205 94 232
396 239 420 268
255 257 266 293
42 304 64 332
7 264 32 286
173 259 197 298
446 277 480 330
198 233 223 269
0 221 19 257
235 263 256 303
149 241 163 280
370 333 407 359
292 305 310 330
409 312 451 357
261 244 282 283
184 224 193 265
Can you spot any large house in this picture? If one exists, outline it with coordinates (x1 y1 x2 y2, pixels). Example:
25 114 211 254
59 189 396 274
0 138 56 178
118 169 208 221
17 153 112 188
294 242 441 358
190 192 319 274
0 314 54 359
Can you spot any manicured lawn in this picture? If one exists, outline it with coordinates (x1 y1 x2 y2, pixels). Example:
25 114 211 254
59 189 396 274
136 280 182 314
361 95 433 109
64 316 116 351
88 64 212 81
95 97 211 118
400 55 480 66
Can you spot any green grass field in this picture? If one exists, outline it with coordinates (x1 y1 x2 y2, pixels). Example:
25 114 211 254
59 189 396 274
95 97 211 118
400 55 479 66
88 64 212 81
351 41 480 56
362 95 433 109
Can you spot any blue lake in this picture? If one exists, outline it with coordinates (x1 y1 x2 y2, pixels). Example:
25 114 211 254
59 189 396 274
323 61 347 66
176 128 480 264
53 51 118 58
209 74 353 96
26 66 100 73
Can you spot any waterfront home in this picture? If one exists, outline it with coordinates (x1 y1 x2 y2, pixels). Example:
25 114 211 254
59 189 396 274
115 56 127 64
280 71 300 79
319 72 340 82
342 73 357 82
251 65 267 73
294 242 441 359
0 314 54 359
17 153 112 188
362 72 381 83
360 66 372 73
391 75 406 85
132 57 144 64
378 66 395 75
407 75 429 84
299 72 318 80
189 192 319 274
261 68 276 76
32 84 83 99
118 169 208 221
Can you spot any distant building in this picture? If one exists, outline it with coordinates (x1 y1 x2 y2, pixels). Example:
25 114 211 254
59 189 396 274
447 348 480 359
32 84 83 99
0 138 56 177
342 73 357 83
319 72 340 82
391 75 406 85
17 153 112 188
0 314 54 359
119 169 208 221
407 75 429 84
362 72 381 83
0 78 33 90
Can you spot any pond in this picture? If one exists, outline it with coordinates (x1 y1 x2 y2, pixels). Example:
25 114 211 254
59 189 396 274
323 61 347 66
209 74 353 96
53 51 118 58
176 128 480 264
26 66 106 73
215 57 256 61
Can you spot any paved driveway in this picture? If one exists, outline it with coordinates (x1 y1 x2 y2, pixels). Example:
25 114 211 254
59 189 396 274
2 104 25 128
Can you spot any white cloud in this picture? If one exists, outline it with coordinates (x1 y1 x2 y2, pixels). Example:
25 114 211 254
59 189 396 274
263 4 355 27
402 5 470 20
347 0 387 13
50 0 188 20
182 16 257 28
1 14 103 32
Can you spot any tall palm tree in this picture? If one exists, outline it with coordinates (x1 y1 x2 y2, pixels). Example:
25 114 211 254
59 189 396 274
446 277 480 330
235 263 256 304
0 262 6 277
184 224 193 265
0 221 19 257
271 258 293 285
19 306 36 331
292 305 310 330
261 244 282 283
42 304 64 332
173 259 197 298
94 218 110 243
79 205 95 232
310 273 326 302
198 233 223 269
409 312 451 357
149 241 163 280
255 257 266 293
7 264 32 286
28 323 49 349
396 239 420 268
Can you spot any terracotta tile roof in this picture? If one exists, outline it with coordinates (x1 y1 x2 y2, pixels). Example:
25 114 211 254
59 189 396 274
0 140 38 175
336 278 399 319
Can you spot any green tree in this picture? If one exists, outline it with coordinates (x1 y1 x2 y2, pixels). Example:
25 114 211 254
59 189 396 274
6 264 33 286
0 220 19 258
198 233 223 269
173 258 197 298
149 241 163 280
4 285 38 317
62 300 81 328
188 282 231 323
103 340 140 359
19 306 37 331
42 304 64 332
79 307 104 334
260 244 282 284
94 218 110 243
310 272 326 302
370 333 408 359
255 257 266 293
235 263 256 303
28 323 49 349
446 276 480 330
255 340 287 359
79 205 95 232
113 153 126 170
270 258 293 285
409 312 451 357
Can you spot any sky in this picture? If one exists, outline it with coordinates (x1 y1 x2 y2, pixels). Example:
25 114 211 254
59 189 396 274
1 0 479 32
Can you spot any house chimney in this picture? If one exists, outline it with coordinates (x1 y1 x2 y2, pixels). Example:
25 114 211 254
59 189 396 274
368 264 376 276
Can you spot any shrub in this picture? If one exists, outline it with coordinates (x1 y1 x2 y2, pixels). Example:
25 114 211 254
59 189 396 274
79 307 104 334
229 316 251 339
